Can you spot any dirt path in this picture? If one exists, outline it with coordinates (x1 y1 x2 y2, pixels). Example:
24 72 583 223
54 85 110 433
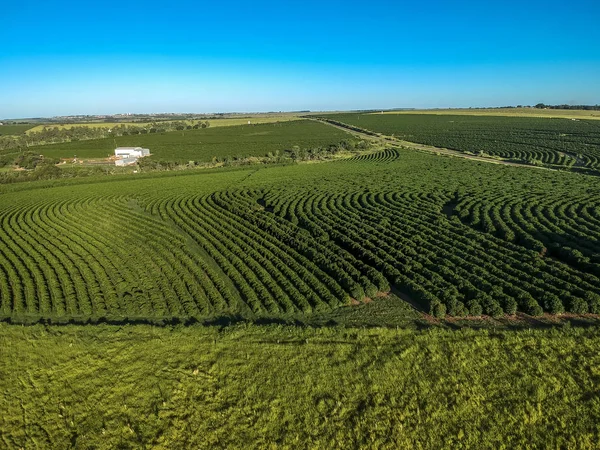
311 117 556 171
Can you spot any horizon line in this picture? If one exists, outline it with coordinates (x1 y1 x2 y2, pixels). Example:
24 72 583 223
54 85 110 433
4 104 600 121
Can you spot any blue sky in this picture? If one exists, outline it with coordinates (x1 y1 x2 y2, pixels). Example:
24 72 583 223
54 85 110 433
1 0 599 118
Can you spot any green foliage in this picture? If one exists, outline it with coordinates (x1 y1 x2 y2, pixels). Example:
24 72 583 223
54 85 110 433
0 124 36 135
585 292 600 314
430 301 447 318
1 118 600 322
467 300 483 316
22 120 350 163
14 151 58 169
3 324 600 448
567 297 588 314
323 113 600 172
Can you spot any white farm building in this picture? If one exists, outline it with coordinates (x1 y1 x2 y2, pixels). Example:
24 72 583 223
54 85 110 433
115 147 150 158
114 147 150 166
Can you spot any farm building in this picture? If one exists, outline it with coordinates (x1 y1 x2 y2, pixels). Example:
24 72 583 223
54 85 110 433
114 147 150 166
114 147 150 158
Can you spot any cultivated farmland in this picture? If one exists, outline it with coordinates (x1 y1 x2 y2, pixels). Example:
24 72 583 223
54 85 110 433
0 124 36 136
24 120 350 162
376 107 600 120
3 113 600 447
323 113 600 173
3 323 600 449
1 144 600 323
23 114 298 134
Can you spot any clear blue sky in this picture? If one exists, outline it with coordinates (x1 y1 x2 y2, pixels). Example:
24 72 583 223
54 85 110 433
1 0 599 118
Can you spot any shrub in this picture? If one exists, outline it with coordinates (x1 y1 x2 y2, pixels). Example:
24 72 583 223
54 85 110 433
467 300 483 317
585 292 600 314
542 293 564 314
430 301 446 319
567 297 588 314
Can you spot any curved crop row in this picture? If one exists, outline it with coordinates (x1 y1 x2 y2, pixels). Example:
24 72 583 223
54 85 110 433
1 156 600 322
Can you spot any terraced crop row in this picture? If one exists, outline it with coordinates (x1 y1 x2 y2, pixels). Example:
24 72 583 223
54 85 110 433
348 148 399 163
250 187 600 316
454 191 600 274
0 196 237 320
2 182 600 320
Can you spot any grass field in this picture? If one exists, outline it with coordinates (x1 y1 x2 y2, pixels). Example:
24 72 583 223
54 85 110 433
0 124 37 135
376 107 600 120
2 323 600 448
25 120 350 162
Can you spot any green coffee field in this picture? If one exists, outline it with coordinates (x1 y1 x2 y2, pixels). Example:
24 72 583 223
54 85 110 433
25 120 349 162
0 124 36 136
1 143 600 323
323 113 600 172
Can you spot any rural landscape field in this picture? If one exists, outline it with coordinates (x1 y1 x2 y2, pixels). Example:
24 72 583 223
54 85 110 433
2 109 600 447
2 0 600 447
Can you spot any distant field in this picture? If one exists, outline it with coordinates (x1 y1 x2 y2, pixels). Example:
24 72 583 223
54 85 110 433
377 108 600 120
0 124 36 135
26 122 152 133
27 120 351 162
324 112 600 171
25 115 299 134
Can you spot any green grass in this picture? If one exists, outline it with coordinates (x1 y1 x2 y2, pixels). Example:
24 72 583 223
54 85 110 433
0 124 36 136
2 323 600 448
25 120 350 162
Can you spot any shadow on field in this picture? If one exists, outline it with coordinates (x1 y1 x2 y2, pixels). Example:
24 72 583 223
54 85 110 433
3 303 600 332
